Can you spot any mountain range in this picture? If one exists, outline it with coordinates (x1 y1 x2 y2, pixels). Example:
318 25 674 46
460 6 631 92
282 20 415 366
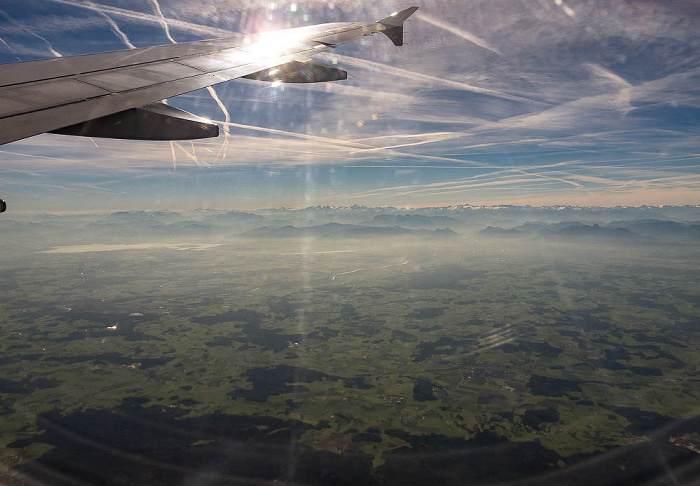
3 206 699 248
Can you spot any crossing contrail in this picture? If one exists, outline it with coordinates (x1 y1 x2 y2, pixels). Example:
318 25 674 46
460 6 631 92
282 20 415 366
0 8 62 57
86 1 136 49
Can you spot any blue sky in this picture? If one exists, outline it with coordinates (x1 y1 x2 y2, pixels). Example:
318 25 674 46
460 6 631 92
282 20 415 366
0 0 699 212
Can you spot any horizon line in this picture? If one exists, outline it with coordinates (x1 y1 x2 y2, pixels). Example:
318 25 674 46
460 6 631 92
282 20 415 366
5 203 700 217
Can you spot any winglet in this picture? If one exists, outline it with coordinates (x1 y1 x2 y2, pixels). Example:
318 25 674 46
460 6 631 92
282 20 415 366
377 7 419 46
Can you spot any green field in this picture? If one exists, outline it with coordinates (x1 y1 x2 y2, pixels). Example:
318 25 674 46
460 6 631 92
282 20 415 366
1 209 699 485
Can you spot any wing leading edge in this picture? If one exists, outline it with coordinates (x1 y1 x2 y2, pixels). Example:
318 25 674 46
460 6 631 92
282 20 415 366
0 7 418 145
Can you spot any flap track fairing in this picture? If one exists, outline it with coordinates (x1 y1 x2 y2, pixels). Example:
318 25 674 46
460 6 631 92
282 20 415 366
243 60 347 84
49 103 219 141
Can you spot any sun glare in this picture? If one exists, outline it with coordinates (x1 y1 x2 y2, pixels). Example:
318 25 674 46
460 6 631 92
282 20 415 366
243 28 309 59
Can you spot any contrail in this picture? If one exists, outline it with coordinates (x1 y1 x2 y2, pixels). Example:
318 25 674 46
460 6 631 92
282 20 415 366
218 120 368 149
0 149 79 163
174 141 209 167
44 0 231 38
169 141 177 176
149 0 176 44
527 171 584 189
219 120 496 167
85 1 136 49
148 0 229 170
217 120 489 166
31 33 62 57
415 12 502 55
0 8 62 57
207 87 230 127
324 53 537 104
349 131 474 144
585 63 632 114
585 63 631 89
393 177 554 197
0 35 21 60
189 141 202 166
206 86 231 164
342 159 587 200
347 132 465 155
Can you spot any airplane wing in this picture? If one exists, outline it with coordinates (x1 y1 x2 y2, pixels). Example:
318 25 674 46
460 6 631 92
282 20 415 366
0 7 418 146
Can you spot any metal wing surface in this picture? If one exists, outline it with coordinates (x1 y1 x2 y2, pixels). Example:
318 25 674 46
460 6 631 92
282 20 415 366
0 7 418 145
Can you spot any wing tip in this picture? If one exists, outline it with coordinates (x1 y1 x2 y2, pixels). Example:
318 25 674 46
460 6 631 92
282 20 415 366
379 7 419 27
377 7 419 46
